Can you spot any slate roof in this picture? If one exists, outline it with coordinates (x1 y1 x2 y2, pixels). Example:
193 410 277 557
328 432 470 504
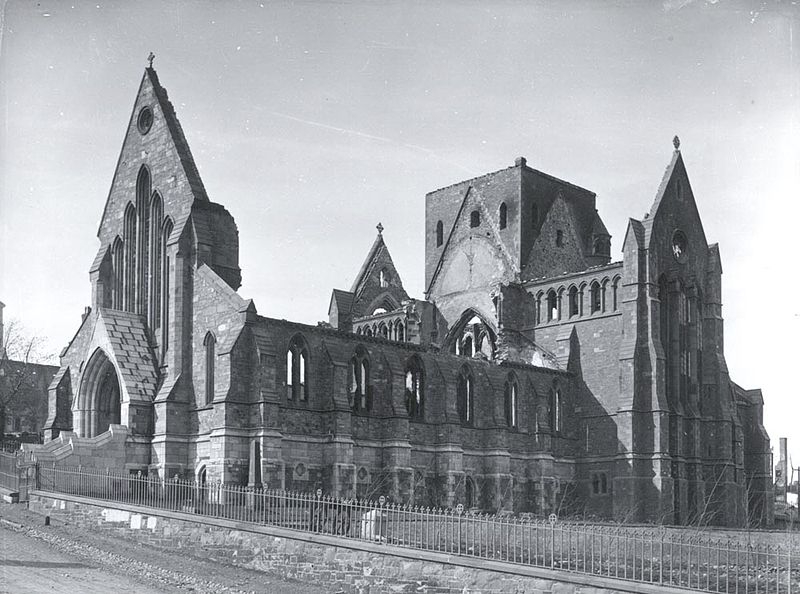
98 309 159 403
330 289 355 315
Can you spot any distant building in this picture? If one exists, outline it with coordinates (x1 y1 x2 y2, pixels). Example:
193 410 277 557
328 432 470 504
0 302 58 440
36 66 773 527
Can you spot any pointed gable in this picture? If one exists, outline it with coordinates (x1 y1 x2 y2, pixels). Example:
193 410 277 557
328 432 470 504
97 67 209 247
641 142 710 280
347 228 410 317
521 192 588 281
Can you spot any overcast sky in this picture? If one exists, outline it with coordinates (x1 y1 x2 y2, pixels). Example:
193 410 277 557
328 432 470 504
1 0 798 466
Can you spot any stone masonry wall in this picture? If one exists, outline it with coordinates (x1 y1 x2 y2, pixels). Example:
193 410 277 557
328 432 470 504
27 492 679 594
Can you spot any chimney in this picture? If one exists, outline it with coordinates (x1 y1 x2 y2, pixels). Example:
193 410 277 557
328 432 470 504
778 437 789 502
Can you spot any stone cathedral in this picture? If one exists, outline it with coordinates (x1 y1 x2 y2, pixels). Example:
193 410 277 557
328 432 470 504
36 66 773 527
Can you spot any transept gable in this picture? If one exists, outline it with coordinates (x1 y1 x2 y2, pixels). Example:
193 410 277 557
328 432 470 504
521 192 588 281
348 228 409 317
97 67 209 249
642 143 709 283
427 185 519 297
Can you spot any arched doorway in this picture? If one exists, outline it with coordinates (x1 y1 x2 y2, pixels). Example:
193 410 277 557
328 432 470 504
77 349 122 437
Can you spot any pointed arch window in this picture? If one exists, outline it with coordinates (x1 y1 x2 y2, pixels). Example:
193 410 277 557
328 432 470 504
379 268 389 288
612 276 620 311
550 386 563 434
465 476 476 508
457 366 474 426
349 349 371 413
405 357 424 420
135 166 151 316
161 218 173 359
123 203 137 311
568 286 579 318
395 320 405 342
149 192 163 331
546 289 559 322
111 236 124 310
204 332 216 406
590 281 602 314
436 220 444 247
499 202 507 229
504 376 518 428
286 335 309 401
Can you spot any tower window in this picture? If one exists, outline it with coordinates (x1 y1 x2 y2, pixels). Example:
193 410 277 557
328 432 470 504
379 268 389 288
470 210 480 228
546 289 559 322
204 332 216 406
499 202 507 230
556 230 564 247
436 220 444 247
590 281 602 313
568 286 579 318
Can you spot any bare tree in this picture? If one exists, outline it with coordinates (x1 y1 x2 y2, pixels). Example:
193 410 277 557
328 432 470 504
0 319 55 443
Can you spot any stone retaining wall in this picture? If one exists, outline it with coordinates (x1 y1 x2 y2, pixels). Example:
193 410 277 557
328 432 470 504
27 491 689 594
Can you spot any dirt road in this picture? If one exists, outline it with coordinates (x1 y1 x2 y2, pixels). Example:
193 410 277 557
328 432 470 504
0 504 327 594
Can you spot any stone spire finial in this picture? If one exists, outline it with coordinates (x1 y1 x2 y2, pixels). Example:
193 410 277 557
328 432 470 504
147 52 155 68
376 222 384 235
673 135 680 150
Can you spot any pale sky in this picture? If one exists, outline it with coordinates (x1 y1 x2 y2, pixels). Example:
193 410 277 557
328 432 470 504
1 0 798 467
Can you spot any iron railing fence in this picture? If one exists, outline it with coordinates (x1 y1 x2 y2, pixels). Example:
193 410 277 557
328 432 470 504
0 449 21 492
36 465 799 594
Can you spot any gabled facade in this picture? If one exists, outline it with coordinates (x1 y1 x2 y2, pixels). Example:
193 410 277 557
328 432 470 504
38 70 772 527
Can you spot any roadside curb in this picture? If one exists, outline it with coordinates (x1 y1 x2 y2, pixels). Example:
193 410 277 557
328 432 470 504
0 516 25 531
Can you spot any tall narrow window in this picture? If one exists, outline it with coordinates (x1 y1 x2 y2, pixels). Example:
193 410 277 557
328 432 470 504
204 332 216 406
111 237 124 309
556 229 564 247
161 218 173 359
470 210 480 228
149 193 163 331
287 336 309 401
436 220 443 247
531 202 539 227
568 286 579 317
395 321 405 342
123 203 137 312
546 289 558 322
457 366 474 426
499 202 507 229
135 166 151 315
590 281 602 313
379 268 389 288
504 376 517 428
612 277 620 311
349 349 371 413
465 476 476 508
551 387 563 434
405 357 424 420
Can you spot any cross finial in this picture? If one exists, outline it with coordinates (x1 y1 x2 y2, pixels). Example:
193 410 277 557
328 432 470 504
147 52 155 68
376 222 384 235
673 135 680 150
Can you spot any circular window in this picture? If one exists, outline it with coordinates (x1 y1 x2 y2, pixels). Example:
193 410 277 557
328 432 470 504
671 230 688 262
137 106 153 135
